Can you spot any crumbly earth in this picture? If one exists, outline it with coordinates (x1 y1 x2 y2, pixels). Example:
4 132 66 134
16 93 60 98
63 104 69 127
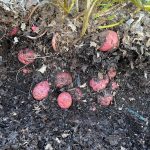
0 4 150 150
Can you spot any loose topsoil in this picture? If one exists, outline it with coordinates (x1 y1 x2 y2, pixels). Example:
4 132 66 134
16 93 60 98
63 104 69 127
0 4 150 150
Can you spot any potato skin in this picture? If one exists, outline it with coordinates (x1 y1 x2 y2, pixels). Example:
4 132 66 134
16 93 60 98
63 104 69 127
57 92 72 109
108 67 117 79
32 81 50 101
98 95 113 106
111 81 119 90
55 72 72 88
18 48 35 65
8 26 19 36
98 30 119 52
89 77 109 92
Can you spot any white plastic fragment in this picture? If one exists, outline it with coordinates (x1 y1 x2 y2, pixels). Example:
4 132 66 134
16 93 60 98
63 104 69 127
21 23 26 31
38 64 47 74
121 146 127 150
45 143 53 150
13 37 19 44
90 41 97 47
79 83 87 88
55 137 61 144
67 20 77 32
61 133 70 138
126 18 134 26
97 52 100 58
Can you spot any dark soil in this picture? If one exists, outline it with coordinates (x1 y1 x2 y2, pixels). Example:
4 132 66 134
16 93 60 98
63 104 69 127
0 6 150 150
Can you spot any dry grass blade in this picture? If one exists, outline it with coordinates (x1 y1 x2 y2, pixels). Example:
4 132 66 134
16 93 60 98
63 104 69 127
130 0 150 11
130 0 143 8
68 0 76 13
55 0 76 14
75 0 79 12
81 0 100 37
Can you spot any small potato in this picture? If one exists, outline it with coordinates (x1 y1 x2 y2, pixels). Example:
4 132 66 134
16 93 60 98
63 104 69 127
57 92 72 109
98 95 113 106
31 25 39 33
22 67 32 74
18 48 36 65
111 81 119 90
107 67 117 79
89 76 109 92
8 26 19 36
55 72 72 88
98 30 119 52
32 81 50 101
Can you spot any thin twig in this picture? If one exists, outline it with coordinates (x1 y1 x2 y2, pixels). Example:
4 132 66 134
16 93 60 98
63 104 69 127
26 5 39 22
97 3 127 18
0 28 6 41
16 64 28 83
26 29 48 39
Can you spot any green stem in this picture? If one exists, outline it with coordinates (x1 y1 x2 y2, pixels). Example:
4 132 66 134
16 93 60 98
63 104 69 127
98 19 124 29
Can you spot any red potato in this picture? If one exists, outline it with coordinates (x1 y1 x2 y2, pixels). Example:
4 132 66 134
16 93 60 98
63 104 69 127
89 76 109 92
52 33 59 51
31 25 39 33
98 95 113 106
108 67 117 79
18 48 36 65
55 72 72 88
57 92 72 109
98 30 119 52
8 26 19 36
32 81 50 101
111 81 119 90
